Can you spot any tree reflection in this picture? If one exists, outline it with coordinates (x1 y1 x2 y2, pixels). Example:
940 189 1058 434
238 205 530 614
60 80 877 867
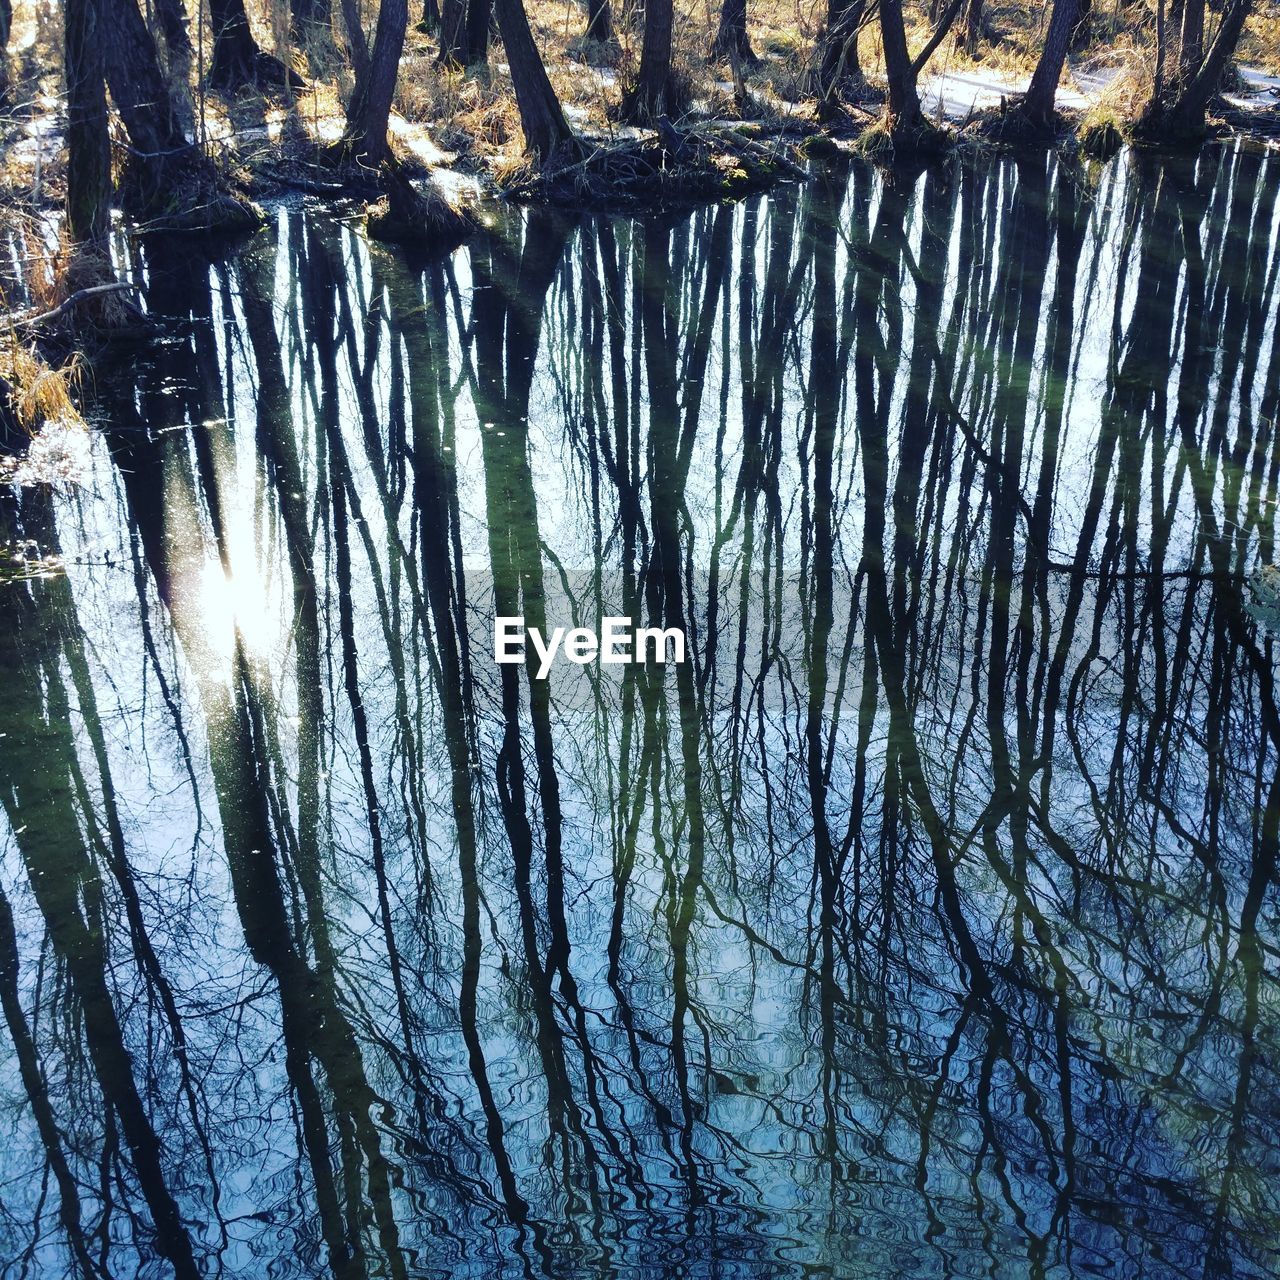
2 146 1279 1278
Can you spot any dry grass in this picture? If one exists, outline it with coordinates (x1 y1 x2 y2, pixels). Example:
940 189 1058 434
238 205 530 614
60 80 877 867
1243 8 1280 75
0 335 83 430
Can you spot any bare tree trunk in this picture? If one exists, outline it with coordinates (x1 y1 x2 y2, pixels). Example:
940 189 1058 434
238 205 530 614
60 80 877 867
1140 0 1251 137
880 0 924 131
623 0 673 121
338 0 371 79
342 0 409 166
208 0 296 90
439 0 487 63
585 0 612 41
493 0 574 159
0 0 12 102
99 0 258 225
712 0 755 64
1021 0 1079 124
292 0 331 48
65 0 112 243
1072 0 1091 47
814 0 867 97
1178 0 1204 86
464 0 491 61
150 0 192 61
99 0 193 162
418 0 440 32
959 0 982 55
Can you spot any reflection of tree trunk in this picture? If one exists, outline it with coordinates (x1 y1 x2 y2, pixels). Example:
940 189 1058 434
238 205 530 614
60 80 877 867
0 529 200 1280
0 885 97 1279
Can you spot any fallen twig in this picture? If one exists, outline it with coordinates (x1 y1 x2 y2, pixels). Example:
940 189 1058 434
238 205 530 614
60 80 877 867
9 283 140 329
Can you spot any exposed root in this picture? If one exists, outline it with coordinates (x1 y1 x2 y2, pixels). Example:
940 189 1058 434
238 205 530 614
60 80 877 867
117 149 263 234
1079 116 1125 159
500 121 807 210
366 169 475 249
855 114 952 164
965 103 1075 146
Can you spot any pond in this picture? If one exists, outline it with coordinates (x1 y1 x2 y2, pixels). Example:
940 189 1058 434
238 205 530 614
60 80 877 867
1 144 1279 1279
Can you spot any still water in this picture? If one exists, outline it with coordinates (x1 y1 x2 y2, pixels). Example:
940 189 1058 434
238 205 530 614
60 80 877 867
1 144 1279 1279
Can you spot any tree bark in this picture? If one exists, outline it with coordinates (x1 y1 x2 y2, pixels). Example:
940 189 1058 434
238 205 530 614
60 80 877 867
99 0 192 162
65 0 113 243
879 0 923 130
0 0 12 102
1021 0 1079 124
624 0 674 121
712 0 755 64
439 0 489 64
418 0 440 33
493 0 574 159
815 0 867 97
1178 0 1204 86
585 0 611 41
151 0 192 61
1072 0 1091 47
342 0 409 166
1140 0 1251 136
338 0 371 79
208 0 295 90
292 0 332 48
959 0 982 55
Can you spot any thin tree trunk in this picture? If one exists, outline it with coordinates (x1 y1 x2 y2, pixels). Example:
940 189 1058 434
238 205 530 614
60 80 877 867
879 0 923 131
1072 0 1091 47
65 0 112 243
338 0 371 79
494 0 575 159
712 0 754 63
342 0 409 165
1178 0 1204 86
151 0 192 59
440 0 489 63
959 0 982 55
624 0 673 121
292 0 331 48
418 0 440 33
585 0 611 41
1021 0 1079 124
1141 0 1251 136
815 0 867 97
0 0 12 102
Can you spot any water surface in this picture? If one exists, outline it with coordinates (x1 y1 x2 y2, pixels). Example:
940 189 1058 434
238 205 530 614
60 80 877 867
2 145 1280 1279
